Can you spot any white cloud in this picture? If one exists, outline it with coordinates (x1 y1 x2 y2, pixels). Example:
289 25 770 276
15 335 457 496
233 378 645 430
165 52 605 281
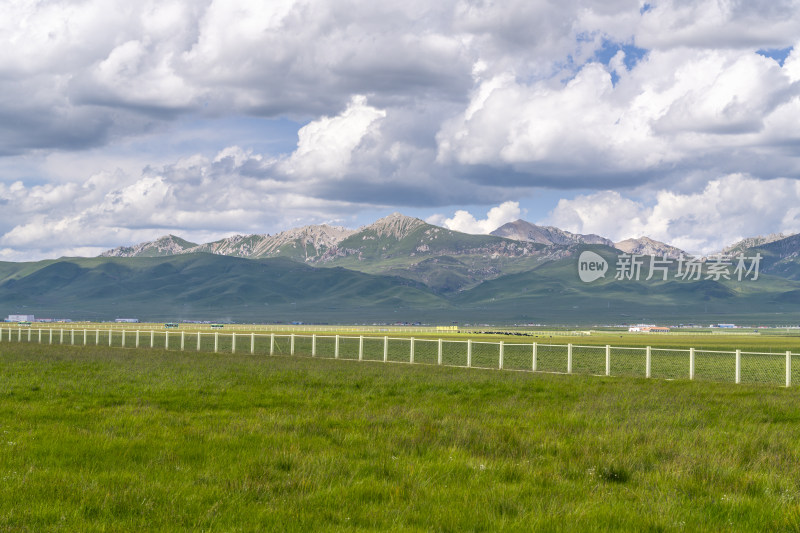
636 0 800 50
0 145 380 259
436 45 800 185
3 0 800 260
429 201 522 234
548 174 800 254
283 95 386 178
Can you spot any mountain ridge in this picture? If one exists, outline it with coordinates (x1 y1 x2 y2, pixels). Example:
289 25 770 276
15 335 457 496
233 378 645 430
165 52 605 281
6 249 800 324
614 236 687 259
491 219 614 247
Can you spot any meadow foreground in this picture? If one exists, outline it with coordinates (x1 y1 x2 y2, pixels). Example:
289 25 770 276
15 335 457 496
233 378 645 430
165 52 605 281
0 343 799 531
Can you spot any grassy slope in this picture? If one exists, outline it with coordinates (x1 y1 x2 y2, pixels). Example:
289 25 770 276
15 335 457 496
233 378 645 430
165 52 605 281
324 222 552 292
0 254 449 321
1 343 800 531
748 234 800 280
4 245 800 324
452 245 800 324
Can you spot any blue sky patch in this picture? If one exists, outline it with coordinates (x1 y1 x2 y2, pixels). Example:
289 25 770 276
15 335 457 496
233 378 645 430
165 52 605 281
594 40 648 71
756 47 793 66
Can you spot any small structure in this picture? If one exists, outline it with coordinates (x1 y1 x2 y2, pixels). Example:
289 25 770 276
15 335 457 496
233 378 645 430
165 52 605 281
629 325 670 333
116 318 139 323
7 314 34 322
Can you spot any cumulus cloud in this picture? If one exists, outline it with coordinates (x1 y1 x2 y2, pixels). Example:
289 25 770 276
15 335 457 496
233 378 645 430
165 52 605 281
3 0 800 260
636 0 800 50
283 95 386 178
428 201 522 234
436 46 800 186
548 174 800 254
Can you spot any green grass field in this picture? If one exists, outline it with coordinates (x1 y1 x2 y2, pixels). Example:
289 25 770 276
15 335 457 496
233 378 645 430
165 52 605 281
2 342 800 531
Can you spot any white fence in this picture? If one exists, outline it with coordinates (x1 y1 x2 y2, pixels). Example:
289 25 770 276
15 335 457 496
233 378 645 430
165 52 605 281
0 326 795 387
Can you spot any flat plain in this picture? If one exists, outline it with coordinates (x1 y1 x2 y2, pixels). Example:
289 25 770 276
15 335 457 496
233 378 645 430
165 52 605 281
1 340 800 531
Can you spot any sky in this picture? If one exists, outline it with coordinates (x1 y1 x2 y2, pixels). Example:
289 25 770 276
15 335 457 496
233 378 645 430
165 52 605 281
2 0 800 261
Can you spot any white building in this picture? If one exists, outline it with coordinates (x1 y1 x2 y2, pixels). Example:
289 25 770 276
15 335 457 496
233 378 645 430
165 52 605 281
7 314 35 322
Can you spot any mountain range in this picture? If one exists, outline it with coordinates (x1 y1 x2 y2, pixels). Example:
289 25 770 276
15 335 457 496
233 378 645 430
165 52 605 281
3 214 800 324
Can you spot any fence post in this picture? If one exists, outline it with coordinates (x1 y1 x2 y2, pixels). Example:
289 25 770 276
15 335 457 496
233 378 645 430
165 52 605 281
438 338 443 365
49 329 53 345
312 334 317 357
214 332 219 353
359 335 364 361
270 333 275 355
83 329 87 346
567 344 573 374
787 351 792 388
96 329 100 345
109 329 113 347
383 336 388 362
335 335 340 359
60 328 64 344
232 332 236 354
410 337 415 364
197 332 201 351
181 331 185 351
251 333 255 355
290 333 295 355
735 349 741 384
467 339 472 368
18 327 21 342
499 341 504 370
165 331 170 351
605 345 611 376
38 328 42 343
136 330 140 348
532 342 537 372
689 348 695 380
71 329 74 345
646 346 652 378
150 330 154 349
121 330 125 348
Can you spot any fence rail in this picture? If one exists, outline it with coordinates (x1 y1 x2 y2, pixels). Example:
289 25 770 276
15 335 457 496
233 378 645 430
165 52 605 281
0 327 794 387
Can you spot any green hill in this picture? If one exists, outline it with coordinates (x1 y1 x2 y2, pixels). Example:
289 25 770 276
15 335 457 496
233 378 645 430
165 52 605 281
0 254 450 322
449 245 800 324
316 213 562 292
741 234 800 280
5 245 800 325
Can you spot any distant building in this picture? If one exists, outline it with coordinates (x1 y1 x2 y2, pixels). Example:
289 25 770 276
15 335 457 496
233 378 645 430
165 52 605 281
629 325 670 333
7 314 34 322
115 318 139 323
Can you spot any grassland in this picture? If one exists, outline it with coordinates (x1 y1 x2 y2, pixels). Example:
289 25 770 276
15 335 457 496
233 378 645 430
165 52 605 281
1 342 800 531
7 324 800 387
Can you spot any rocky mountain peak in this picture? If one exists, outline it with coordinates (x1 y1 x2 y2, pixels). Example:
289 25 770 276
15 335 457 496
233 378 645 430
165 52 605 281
100 235 198 258
262 224 355 251
721 233 794 255
614 236 686 259
491 220 614 247
362 213 426 240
